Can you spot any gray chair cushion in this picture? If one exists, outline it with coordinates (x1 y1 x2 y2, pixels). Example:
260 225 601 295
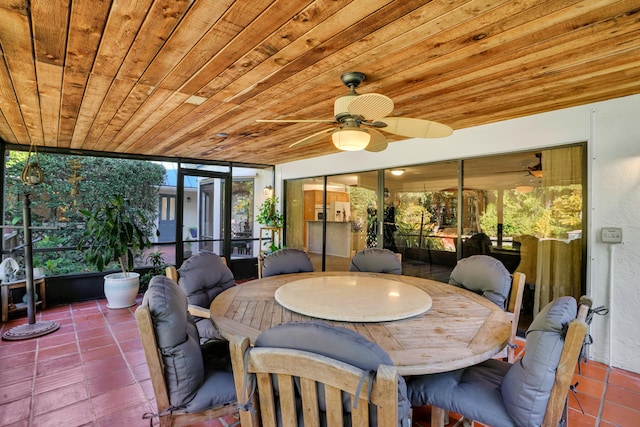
448 255 511 308
407 296 578 427
501 296 577 426
349 248 402 274
178 252 236 308
255 320 411 426
178 252 236 340
262 248 313 277
184 369 236 412
144 276 205 408
407 359 514 427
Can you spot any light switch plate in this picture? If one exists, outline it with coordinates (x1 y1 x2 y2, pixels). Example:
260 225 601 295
601 227 623 243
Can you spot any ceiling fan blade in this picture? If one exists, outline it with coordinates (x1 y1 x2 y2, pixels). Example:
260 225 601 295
365 129 388 152
257 119 336 123
348 93 394 120
379 117 453 138
289 128 335 148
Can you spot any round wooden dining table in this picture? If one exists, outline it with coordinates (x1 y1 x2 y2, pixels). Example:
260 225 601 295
210 271 511 376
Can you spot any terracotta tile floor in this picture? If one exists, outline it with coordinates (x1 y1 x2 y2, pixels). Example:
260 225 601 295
1 298 639 427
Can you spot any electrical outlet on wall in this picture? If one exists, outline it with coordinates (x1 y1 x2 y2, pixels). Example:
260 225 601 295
601 227 623 243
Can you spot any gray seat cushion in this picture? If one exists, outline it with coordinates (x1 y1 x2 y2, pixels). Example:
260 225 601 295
178 252 236 340
407 358 514 426
448 255 511 308
262 248 313 277
255 320 411 426
349 248 402 274
144 276 204 408
184 368 236 412
501 296 577 426
144 275 236 410
407 296 578 427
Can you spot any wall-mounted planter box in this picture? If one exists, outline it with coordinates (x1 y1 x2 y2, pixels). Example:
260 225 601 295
42 268 154 307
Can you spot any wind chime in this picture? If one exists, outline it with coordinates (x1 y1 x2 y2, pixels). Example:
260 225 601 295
2 143 60 340
20 140 44 185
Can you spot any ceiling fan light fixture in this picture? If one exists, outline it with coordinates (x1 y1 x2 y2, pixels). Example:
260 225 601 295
332 129 370 151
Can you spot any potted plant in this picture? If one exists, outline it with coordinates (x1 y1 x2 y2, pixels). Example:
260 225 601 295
78 195 158 308
139 250 168 294
256 196 284 253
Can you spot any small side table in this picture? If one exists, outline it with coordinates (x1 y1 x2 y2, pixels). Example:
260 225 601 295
1 277 46 322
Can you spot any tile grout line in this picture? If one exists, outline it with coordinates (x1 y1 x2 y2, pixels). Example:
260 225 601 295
71 300 100 426
101 300 155 419
28 310 41 427
594 367 609 426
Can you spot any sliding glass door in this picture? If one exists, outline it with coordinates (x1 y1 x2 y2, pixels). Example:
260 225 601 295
284 145 586 310
285 172 378 272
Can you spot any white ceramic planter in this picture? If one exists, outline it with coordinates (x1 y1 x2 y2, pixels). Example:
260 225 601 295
104 272 139 309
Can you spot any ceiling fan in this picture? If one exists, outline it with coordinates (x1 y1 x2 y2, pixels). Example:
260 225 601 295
257 72 453 152
527 153 543 178
493 153 543 178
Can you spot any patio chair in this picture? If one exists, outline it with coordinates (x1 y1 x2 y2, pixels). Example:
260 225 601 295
495 271 526 363
259 248 313 279
407 295 591 427
462 232 492 257
349 247 402 274
449 255 525 362
230 320 411 427
166 252 235 342
448 255 511 309
135 275 237 427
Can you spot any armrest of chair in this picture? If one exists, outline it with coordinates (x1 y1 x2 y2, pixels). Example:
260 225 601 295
166 266 179 282
188 304 211 319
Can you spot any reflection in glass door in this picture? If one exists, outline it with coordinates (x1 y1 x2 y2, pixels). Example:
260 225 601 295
285 172 377 272
179 166 229 265
463 145 585 315
197 178 226 256
386 162 459 275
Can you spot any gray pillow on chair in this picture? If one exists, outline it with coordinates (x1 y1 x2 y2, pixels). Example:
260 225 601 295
261 248 313 277
178 252 236 308
144 276 205 408
255 320 411 426
448 255 511 308
501 296 577 426
178 252 236 340
349 248 402 274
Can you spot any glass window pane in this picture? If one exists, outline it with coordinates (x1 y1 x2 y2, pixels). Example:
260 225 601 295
231 178 254 257
463 146 584 315
386 162 459 281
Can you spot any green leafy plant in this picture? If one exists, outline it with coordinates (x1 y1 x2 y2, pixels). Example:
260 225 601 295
256 196 283 228
139 250 168 293
77 195 158 276
256 197 284 253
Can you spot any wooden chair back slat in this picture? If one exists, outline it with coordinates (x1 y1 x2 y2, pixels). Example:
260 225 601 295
230 336 399 427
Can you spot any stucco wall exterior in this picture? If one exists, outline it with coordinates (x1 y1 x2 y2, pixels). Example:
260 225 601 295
276 93 640 374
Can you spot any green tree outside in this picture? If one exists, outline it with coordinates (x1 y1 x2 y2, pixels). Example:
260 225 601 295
4 152 166 275
478 186 582 239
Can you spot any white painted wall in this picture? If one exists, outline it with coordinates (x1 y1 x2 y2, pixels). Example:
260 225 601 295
276 93 640 374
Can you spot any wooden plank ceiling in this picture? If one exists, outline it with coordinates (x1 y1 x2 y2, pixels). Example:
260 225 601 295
1 0 639 166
